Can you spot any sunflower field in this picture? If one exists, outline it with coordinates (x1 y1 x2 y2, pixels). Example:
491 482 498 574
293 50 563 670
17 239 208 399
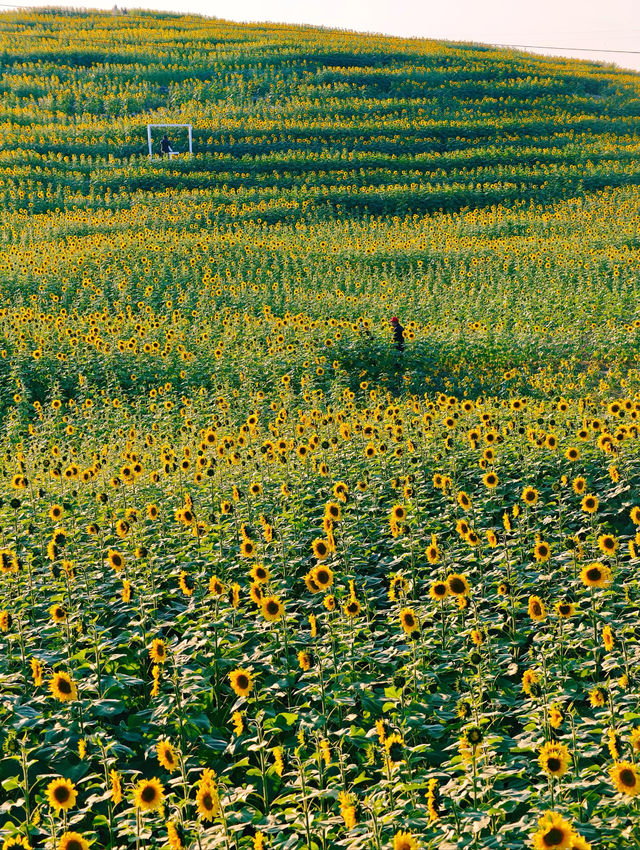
1 9 640 850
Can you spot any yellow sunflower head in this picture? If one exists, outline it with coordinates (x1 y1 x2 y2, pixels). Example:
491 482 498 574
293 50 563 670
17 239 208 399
49 671 76 702
58 833 90 850
133 777 165 811
610 761 640 796
261 596 284 622
156 739 178 773
531 811 574 850
229 668 253 697
46 777 77 813
446 573 470 597
399 607 419 636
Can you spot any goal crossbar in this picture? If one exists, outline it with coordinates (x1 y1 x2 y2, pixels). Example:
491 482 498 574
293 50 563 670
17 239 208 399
147 123 193 159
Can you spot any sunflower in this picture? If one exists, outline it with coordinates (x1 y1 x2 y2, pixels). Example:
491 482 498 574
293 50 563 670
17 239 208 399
50 603 67 624
589 686 607 708
630 506 640 526
390 504 407 523
602 624 614 652
549 704 564 729
570 834 592 850
49 504 64 521
30 657 43 687
399 608 419 636
580 494 598 514
425 539 440 564
572 476 587 494
49 671 76 702
457 491 472 510
607 728 621 761
229 583 241 608
580 562 611 589
133 777 165 811
456 518 470 538
110 769 122 805
46 777 77 812
229 668 253 697
325 501 342 521
465 726 483 747
338 791 356 829
385 733 404 763
312 538 330 560
324 594 336 611
597 533 618 555
533 541 551 563
156 739 178 773
149 638 168 664
2 838 32 849
333 481 349 501
466 530 480 547
115 519 129 538
232 711 244 736
393 831 419 850
178 571 195 597
107 550 124 573
58 833 89 850
121 580 132 603
209 575 224 596
0 550 18 575
250 563 270 583
522 486 539 506
528 595 546 622
261 596 284 622
556 601 575 618
610 761 640 796
309 566 332 593
240 539 256 558
343 597 361 617
298 650 312 671
196 782 220 821
429 580 448 601
166 821 183 850
564 447 580 461
522 669 540 697
538 741 571 777
531 811 575 850
482 471 498 489
250 582 264 605
446 573 470 597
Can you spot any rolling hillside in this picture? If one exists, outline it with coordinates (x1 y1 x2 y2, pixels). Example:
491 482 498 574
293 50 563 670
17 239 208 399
1 12 640 850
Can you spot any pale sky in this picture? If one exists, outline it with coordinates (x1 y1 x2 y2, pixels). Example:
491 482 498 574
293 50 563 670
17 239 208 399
6 0 640 72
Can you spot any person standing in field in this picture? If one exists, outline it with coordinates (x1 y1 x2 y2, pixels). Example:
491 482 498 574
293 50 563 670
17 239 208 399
390 316 405 352
159 134 173 157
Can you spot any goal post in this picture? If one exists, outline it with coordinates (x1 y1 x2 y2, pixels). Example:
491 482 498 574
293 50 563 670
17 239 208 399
147 124 193 159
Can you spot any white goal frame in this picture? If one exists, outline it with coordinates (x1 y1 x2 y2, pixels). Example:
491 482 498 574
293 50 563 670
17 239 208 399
147 123 192 159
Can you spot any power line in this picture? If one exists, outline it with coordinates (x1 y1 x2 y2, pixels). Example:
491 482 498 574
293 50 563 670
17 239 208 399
495 43 640 56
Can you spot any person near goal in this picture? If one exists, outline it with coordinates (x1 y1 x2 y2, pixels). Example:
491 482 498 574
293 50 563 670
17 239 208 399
159 134 173 157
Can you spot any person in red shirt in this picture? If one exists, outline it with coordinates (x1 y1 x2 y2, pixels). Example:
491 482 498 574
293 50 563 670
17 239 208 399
390 317 405 352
